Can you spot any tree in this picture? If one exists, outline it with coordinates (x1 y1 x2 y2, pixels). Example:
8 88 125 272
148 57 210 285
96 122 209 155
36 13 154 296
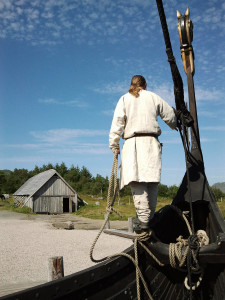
55 162 68 177
64 165 80 184
39 164 48 172
80 166 92 181
120 185 132 197
0 171 7 193
167 185 179 199
158 184 168 197
211 187 225 201
29 165 40 177
6 168 29 193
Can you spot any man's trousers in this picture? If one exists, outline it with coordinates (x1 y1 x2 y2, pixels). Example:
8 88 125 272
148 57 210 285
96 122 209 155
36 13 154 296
130 182 158 225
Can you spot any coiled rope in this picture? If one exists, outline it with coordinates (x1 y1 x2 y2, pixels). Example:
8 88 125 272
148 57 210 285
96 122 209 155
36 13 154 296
169 212 209 294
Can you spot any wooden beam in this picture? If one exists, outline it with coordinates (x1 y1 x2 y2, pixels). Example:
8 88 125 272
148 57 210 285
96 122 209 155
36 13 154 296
103 229 135 240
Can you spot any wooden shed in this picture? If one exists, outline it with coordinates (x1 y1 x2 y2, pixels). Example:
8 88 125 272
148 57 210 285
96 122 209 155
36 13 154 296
13 169 84 214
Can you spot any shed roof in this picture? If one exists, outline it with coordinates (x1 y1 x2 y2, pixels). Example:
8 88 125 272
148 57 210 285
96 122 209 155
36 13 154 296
14 169 76 197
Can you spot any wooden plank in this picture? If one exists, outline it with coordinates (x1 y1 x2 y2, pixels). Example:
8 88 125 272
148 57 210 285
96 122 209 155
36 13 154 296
103 229 135 240
128 217 134 233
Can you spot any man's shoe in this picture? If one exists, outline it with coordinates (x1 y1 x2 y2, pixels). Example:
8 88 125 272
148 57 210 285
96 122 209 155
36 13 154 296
133 218 150 231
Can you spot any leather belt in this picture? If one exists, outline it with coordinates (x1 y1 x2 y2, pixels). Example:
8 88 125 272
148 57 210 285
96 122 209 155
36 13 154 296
124 133 158 140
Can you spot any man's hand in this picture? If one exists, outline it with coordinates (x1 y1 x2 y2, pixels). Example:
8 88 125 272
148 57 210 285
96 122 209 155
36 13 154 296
113 147 120 155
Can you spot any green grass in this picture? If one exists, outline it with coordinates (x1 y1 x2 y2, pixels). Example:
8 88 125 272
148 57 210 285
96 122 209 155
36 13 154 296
0 197 33 214
75 194 172 221
76 194 225 220
1 194 225 219
217 201 225 219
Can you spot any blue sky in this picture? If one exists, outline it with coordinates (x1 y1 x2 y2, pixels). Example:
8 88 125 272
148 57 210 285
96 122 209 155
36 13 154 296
0 0 224 187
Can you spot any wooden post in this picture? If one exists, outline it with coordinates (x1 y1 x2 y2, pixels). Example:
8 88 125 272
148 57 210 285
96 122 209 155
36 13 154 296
48 256 64 282
117 190 120 206
104 214 110 229
128 217 134 233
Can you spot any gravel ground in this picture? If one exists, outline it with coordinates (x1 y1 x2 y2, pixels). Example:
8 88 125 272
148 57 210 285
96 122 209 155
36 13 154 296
0 211 132 297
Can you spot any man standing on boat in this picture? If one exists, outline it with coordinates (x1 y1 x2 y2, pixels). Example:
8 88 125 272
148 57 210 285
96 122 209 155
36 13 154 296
109 75 177 233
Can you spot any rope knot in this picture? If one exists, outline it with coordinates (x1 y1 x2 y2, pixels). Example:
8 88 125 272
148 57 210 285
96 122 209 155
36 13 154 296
188 235 199 251
196 230 209 247
135 230 151 242
106 206 113 214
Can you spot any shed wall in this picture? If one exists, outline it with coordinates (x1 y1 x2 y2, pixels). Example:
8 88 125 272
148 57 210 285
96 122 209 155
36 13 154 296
35 176 75 197
33 175 77 214
14 195 29 206
34 196 63 214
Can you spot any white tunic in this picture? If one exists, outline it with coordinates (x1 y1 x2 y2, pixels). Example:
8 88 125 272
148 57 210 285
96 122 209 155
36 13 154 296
109 90 177 189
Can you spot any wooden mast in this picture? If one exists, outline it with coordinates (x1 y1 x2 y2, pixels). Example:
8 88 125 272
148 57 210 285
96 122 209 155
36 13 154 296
177 8 201 152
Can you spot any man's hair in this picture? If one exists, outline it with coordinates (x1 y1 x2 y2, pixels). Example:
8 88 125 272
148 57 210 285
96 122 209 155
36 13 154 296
129 75 147 97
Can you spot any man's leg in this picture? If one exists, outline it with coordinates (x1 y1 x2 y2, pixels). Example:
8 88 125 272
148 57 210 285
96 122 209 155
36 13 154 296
147 182 158 221
130 182 151 229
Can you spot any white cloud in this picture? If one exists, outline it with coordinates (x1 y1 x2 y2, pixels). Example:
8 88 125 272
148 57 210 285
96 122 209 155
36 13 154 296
93 82 128 95
30 128 108 144
195 87 224 102
4 143 41 149
0 0 157 46
198 110 225 119
40 144 110 155
2 129 111 163
0 0 223 49
38 98 88 108
151 83 174 105
39 98 56 104
102 110 114 116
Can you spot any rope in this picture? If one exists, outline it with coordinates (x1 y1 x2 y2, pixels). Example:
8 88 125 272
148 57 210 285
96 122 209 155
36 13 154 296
169 211 209 294
89 153 166 300
177 124 195 233
89 152 120 263
90 152 209 298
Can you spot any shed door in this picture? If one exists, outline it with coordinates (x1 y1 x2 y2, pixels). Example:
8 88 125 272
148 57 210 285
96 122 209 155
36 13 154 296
63 198 69 213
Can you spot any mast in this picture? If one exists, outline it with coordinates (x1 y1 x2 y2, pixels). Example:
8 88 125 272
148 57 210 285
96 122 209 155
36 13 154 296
156 0 212 210
155 0 193 128
177 8 201 153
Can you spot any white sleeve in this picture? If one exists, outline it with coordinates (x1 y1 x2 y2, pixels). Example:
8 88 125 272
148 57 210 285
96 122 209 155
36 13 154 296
109 97 126 152
156 95 177 130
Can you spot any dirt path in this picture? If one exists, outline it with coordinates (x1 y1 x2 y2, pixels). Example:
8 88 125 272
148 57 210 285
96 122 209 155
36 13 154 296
0 210 129 230
0 211 132 297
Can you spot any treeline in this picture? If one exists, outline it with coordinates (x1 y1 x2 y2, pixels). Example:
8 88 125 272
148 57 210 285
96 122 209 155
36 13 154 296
0 162 224 201
0 163 109 197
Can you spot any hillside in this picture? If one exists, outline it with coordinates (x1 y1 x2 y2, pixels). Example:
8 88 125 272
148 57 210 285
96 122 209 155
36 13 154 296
212 182 225 193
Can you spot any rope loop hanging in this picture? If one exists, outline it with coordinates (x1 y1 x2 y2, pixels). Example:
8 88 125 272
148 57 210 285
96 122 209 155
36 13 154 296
90 152 121 264
89 152 165 300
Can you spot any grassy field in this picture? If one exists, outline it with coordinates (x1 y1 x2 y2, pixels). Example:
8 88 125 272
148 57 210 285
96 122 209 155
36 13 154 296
217 201 225 219
1 195 225 220
75 194 173 220
75 193 225 220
